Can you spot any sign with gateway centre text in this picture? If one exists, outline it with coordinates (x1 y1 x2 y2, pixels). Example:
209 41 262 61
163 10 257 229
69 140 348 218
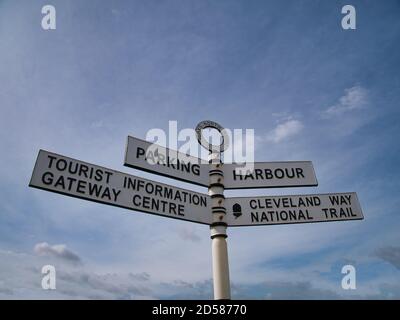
30 150 211 225
225 192 363 226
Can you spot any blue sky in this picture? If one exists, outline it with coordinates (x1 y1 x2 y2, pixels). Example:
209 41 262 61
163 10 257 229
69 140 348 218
1 0 400 299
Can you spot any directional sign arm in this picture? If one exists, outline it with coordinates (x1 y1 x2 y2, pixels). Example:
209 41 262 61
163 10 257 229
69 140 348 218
225 193 363 227
124 136 209 187
223 161 318 189
29 150 212 225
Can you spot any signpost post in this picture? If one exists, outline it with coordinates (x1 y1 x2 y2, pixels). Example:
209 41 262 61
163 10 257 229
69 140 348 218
195 120 232 300
29 120 364 300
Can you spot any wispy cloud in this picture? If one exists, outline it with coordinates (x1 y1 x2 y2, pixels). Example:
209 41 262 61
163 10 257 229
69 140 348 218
34 242 82 265
375 246 400 269
323 86 368 117
2 248 400 300
266 119 304 143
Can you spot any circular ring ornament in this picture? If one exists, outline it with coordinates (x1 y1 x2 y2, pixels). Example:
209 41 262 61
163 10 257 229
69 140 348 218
195 120 229 153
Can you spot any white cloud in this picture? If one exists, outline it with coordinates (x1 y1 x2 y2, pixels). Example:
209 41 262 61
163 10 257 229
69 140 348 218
2 248 399 300
0 249 155 299
266 119 304 143
324 85 368 117
34 242 81 265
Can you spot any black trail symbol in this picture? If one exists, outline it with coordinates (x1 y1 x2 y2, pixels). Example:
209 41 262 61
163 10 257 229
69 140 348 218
233 203 242 219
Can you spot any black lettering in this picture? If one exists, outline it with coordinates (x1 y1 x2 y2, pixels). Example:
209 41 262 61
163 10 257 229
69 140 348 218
132 195 141 206
296 168 305 178
178 204 185 216
286 168 295 178
330 208 338 218
200 196 207 207
68 161 78 174
255 169 263 179
94 169 103 182
66 177 76 190
192 164 200 176
76 180 86 194
88 183 102 197
169 202 177 215
275 169 284 179
104 171 113 184
251 212 259 222
47 155 57 169
54 175 65 189
56 159 67 171
42 172 54 185
233 169 242 181
79 164 89 178
264 169 273 179
136 147 145 159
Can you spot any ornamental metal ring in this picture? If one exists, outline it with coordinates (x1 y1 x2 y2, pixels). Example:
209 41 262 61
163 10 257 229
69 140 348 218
195 120 229 153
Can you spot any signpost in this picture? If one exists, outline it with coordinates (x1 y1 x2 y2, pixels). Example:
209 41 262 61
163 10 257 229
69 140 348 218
29 120 364 300
30 150 211 225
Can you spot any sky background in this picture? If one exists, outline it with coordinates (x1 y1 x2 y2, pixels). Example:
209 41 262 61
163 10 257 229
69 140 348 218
1 0 400 299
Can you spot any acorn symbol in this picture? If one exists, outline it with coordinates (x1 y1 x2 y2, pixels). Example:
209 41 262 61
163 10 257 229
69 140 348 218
233 203 242 219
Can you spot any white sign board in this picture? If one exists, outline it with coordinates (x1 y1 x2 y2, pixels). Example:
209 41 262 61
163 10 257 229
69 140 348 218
124 136 209 187
29 150 211 225
223 161 318 189
225 192 363 226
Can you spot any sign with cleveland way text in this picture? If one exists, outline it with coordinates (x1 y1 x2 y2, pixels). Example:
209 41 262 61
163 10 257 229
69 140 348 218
29 150 211 225
223 161 318 189
225 192 363 226
124 136 209 187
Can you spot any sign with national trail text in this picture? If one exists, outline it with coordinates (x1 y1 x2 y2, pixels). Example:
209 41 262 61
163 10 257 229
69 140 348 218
30 150 211 225
225 192 363 227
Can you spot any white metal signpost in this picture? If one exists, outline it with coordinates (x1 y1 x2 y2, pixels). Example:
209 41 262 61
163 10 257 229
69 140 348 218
29 120 364 300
